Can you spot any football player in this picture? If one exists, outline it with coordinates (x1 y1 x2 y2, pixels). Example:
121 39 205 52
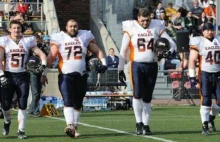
0 20 47 139
41 19 108 138
118 8 176 135
188 22 220 136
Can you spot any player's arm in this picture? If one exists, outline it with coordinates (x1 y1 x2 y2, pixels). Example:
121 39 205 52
88 42 106 65
31 46 47 66
160 30 176 54
0 47 4 76
118 33 130 70
47 44 59 68
188 49 199 77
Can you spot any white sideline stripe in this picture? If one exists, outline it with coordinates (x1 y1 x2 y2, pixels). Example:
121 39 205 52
46 116 176 142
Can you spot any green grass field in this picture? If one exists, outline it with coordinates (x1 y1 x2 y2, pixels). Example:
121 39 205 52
0 106 220 142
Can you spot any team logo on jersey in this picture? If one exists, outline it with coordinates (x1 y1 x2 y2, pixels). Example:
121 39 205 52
19 43 23 48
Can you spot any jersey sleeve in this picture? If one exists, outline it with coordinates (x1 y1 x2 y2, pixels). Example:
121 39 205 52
85 30 95 46
151 20 165 36
50 33 60 47
29 36 37 48
0 36 7 49
189 37 200 51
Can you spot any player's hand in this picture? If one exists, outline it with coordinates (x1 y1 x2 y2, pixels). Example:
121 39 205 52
0 75 11 88
189 77 198 88
96 65 108 74
41 75 48 87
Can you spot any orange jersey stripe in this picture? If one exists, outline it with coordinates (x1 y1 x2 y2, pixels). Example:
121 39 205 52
57 51 63 73
190 45 199 52
129 41 135 61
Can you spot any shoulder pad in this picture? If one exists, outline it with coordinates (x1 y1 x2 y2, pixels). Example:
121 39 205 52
189 36 201 46
122 20 135 34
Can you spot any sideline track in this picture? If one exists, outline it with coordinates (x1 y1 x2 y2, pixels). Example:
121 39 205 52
46 116 176 142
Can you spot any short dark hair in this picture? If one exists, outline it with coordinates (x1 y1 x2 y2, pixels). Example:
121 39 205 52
138 8 150 17
9 20 22 28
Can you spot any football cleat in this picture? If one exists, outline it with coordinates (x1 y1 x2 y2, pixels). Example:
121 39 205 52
74 126 81 138
201 121 209 136
2 122 11 135
64 124 75 138
208 120 216 132
17 130 27 139
143 125 152 135
136 122 143 135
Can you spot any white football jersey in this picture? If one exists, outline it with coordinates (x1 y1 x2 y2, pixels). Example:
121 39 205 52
189 35 220 72
122 19 165 62
50 30 94 75
0 36 36 73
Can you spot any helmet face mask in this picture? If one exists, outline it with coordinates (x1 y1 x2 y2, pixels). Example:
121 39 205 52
26 55 42 74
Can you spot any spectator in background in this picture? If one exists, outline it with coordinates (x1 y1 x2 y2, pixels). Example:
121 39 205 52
150 12 155 20
172 11 185 30
165 21 177 41
153 2 165 19
133 0 149 20
165 2 177 21
17 0 28 14
198 11 208 30
158 11 168 25
173 0 193 11
28 34 46 117
4 0 16 18
106 48 119 68
191 0 204 26
203 0 216 23
184 11 197 36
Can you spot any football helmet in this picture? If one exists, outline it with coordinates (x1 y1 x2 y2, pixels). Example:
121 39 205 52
155 37 170 59
86 55 102 71
26 55 42 74
155 37 170 52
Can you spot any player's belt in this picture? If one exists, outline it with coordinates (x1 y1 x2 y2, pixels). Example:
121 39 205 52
133 61 157 64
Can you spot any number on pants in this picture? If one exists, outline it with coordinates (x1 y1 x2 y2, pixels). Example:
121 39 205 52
65 46 82 60
11 53 25 68
137 38 154 52
205 51 220 64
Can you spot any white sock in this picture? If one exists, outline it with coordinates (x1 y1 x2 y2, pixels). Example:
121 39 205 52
18 109 27 132
63 107 74 125
142 101 151 126
200 105 211 124
73 109 81 127
2 110 11 123
210 104 220 116
133 98 143 123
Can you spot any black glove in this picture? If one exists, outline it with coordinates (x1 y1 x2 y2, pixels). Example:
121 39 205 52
119 70 126 83
0 75 11 88
28 64 46 74
189 77 198 89
96 65 108 74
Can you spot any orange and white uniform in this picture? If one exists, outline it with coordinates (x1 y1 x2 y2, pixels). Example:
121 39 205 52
118 19 175 69
189 35 220 72
0 36 36 73
50 30 94 75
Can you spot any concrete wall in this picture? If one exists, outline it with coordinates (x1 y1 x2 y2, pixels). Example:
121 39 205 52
98 0 134 51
